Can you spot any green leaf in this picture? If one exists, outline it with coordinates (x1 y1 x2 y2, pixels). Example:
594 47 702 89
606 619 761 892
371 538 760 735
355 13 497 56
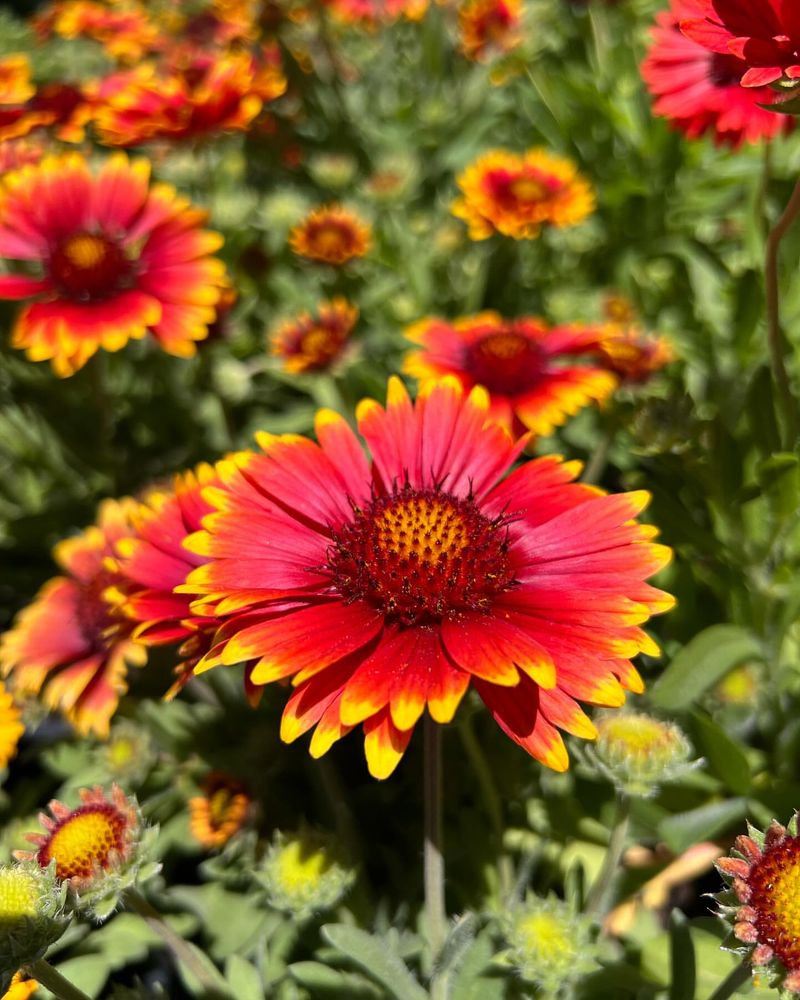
225 955 263 1000
321 924 429 1000
690 712 751 795
446 929 506 1000
658 798 749 854
289 962 383 998
669 910 696 1000
649 625 763 711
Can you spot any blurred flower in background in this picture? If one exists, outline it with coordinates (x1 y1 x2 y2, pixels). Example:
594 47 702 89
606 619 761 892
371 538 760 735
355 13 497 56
289 203 371 265
189 772 251 849
271 298 358 374
458 0 523 63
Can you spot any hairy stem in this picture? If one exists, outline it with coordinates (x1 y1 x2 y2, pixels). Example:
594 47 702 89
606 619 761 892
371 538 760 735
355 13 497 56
26 959 92 1000
765 174 800 447
585 794 631 918
424 715 447 998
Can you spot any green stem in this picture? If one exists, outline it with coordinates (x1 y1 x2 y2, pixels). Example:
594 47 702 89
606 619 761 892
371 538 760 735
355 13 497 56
585 795 631 918
582 418 617 486
26 959 92 1000
706 959 751 1000
125 887 222 996
765 174 800 447
424 715 447 998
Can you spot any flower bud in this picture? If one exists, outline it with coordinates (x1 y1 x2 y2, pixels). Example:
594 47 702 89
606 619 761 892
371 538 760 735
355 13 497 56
256 829 354 919
0 862 67 990
504 896 598 992
587 711 694 797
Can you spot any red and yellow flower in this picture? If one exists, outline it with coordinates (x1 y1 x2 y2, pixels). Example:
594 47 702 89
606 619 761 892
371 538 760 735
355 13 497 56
34 0 160 64
0 682 24 770
404 312 617 436
93 49 287 146
0 56 52 144
181 377 673 779
16 785 140 888
0 499 146 737
3 973 38 1000
680 0 800 88
323 0 426 26
289 204 371 265
0 153 227 376
643 0 791 146
271 298 358 374
458 0 523 62
717 815 800 993
590 325 675 384
189 772 251 848
452 148 595 240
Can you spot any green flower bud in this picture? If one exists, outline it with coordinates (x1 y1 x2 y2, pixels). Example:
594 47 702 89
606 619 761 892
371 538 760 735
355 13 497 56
504 896 598 993
256 830 354 919
0 861 68 991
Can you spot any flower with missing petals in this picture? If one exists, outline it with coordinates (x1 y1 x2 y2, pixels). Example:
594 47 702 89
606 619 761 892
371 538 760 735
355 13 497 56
716 815 800 994
452 148 594 241
181 377 672 779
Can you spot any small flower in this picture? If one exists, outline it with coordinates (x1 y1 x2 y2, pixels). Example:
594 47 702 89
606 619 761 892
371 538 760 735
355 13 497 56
189 773 251 849
0 682 24 770
1 499 146 737
16 785 159 921
587 711 694 797
714 663 760 707
100 721 156 787
403 312 617 435
0 153 227 375
308 152 358 190
34 0 160 63
289 204 371 265
0 861 67 989
458 0 524 62
602 293 637 326
452 148 595 241
270 298 358 374
362 151 419 202
504 896 598 992
716 815 800 993
257 830 354 918
591 325 675 385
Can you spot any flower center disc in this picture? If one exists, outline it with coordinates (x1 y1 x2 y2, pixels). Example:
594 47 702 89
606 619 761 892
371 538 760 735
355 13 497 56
329 485 514 625
468 330 543 395
314 224 347 255
510 176 547 202
50 231 133 300
749 835 800 971
299 326 341 367
38 804 126 880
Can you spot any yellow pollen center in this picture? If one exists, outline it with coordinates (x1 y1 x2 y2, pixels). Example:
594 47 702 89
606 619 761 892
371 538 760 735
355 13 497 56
475 331 529 361
275 841 332 892
61 233 109 270
597 715 679 758
108 739 134 768
209 790 233 827
510 177 546 202
315 225 345 253
517 913 573 957
751 837 800 968
372 496 471 566
0 870 38 922
44 807 124 880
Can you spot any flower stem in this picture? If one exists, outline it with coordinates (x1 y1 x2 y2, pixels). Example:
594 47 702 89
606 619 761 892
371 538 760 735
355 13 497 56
706 959 751 1000
765 174 800 447
585 794 631 918
125 887 222 995
424 714 447 997
26 959 91 1000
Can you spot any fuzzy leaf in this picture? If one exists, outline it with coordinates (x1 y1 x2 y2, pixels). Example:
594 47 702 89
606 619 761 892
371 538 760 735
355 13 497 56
321 925 429 1000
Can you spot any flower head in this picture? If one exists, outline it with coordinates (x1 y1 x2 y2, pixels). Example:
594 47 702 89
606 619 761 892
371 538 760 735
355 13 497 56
289 204 371 265
0 499 146 737
587 711 694 797
271 298 358 374
0 57 91 144
0 861 67 986
181 377 673 779
716 815 800 993
452 148 594 240
101 720 156 787
590 325 675 384
458 0 523 62
257 829 354 917
16 785 159 919
643 0 791 146
189 772 251 849
404 312 617 436
323 0 423 26
0 153 227 375
0 682 24 770
505 896 598 991
34 0 160 63
680 0 800 88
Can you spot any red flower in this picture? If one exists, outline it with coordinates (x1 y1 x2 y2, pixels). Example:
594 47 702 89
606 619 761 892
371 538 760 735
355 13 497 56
0 153 226 375
644 0 790 145
680 0 800 87
181 378 673 779
0 500 146 737
403 312 616 436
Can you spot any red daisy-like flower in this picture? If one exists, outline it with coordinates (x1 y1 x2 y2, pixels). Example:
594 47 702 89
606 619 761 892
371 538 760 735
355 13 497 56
458 0 523 62
680 0 800 87
643 0 791 146
0 500 146 737
180 377 673 779
270 297 358 374
403 312 617 436
0 152 227 376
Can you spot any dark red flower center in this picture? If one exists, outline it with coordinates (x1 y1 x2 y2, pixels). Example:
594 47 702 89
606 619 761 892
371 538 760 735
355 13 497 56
49 231 134 300
708 52 747 88
467 330 544 395
748 834 800 971
328 484 515 626
76 571 119 648
297 324 344 368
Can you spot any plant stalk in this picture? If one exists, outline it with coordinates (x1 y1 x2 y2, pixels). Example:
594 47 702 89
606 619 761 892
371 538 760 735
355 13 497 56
424 714 447 998
765 174 800 447
585 794 631 918
26 959 92 1000
706 959 751 1000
